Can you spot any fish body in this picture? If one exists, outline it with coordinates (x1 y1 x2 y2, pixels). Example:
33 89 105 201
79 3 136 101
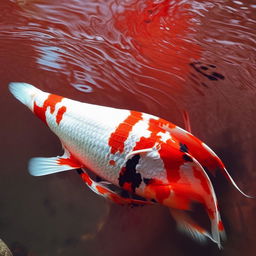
9 82 250 248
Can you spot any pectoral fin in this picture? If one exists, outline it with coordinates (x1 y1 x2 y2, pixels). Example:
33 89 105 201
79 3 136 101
169 208 218 245
29 151 82 176
125 143 160 160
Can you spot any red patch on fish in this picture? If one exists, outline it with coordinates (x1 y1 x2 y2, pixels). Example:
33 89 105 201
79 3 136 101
96 185 109 195
145 180 190 209
132 118 163 151
33 94 64 124
122 182 133 193
109 193 126 204
108 111 143 154
159 144 184 183
81 172 92 186
57 153 82 168
146 179 171 203
95 185 128 204
193 166 211 195
207 208 215 219
150 181 171 203
109 160 116 166
56 106 67 125
218 220 224 231
170 183 205 210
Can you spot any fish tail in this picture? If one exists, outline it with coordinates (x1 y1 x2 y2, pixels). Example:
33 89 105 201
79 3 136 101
9 82 42 110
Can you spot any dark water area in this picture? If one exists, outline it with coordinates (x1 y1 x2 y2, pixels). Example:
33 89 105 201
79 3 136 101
1 0 256 255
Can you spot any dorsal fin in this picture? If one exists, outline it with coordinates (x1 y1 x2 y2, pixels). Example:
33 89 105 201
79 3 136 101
182 110 192 133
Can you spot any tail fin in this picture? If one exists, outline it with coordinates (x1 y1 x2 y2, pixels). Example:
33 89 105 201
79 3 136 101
8 82 42 110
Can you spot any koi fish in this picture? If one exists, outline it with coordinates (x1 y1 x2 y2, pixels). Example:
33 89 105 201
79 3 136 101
9 82 252 248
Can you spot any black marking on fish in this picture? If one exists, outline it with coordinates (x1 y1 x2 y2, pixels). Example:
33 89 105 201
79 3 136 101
183 154 193 162
77 169 83 175
131 194 147 202
118 154 142 193
120 190 130 199
95 175 103 182
120 187 148 207
143 178 153 185
179 142 189 153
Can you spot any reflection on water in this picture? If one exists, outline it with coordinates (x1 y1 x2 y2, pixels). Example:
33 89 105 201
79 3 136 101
1 0 256 255
37 46 65 70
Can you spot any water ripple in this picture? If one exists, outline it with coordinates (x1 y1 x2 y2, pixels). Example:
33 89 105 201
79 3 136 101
1 0 256 108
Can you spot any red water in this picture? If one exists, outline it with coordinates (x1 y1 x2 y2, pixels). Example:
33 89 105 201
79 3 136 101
1 0 256 255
